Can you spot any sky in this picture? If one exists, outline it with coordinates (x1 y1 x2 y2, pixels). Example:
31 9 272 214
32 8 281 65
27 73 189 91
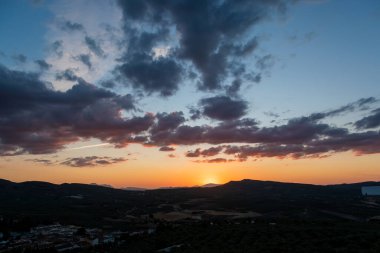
0 0 379 188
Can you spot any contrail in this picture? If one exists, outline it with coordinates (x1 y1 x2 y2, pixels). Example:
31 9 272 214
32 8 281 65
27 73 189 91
67 143 112 150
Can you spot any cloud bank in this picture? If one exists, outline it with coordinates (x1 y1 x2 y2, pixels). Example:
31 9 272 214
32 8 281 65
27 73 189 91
1 63 379 161
116 0 291 96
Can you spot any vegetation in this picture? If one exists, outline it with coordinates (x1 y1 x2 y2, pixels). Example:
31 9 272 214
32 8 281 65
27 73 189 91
113 221 380 253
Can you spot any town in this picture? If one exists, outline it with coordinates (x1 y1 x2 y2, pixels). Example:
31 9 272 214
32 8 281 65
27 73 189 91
0 223 126 252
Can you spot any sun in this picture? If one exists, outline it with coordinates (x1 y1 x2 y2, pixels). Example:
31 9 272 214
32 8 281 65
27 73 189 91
201 177 218 185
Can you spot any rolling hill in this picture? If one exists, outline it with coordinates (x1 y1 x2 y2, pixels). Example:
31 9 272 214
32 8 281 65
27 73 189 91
1 178 380 227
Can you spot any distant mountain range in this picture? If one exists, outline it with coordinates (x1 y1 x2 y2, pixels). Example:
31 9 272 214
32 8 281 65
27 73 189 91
1 178 380 194
1 178 380 226
122 183 221 191
200 183 221 188
122 186 147 191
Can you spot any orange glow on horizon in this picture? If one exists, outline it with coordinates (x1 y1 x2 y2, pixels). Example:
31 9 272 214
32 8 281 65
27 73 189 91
200 176 219 186
0 150 379 189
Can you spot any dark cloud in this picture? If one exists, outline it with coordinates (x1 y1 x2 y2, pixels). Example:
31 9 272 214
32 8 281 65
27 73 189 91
244 72 261 83
310 97 378 121
264 111 280 118
116 0 291 95
355 108 380 129
199 146 223 156
84 36 104 57
194 158 234 163
100 80 117 89
12 54 27 64
51 40 64 57
159 146 175 152
190 125 380 159
150 124 205 146
189 107 201 121
59 20 84 32
1 66 379 161
200 96 248 121
149 118 258 146
0 65 149 155
310 130 380 155
149 109 380 158
252 116 331 144
35 60 52 71
226 79 242 97
150 116 324 146
234 38 259 57
118 53 183 96
26 158 55 166
256 54 275 71
151 112 185 133
55 69 79 82
185 148 201 157
223 144 330 160
75 54 92 69
61 156 127 167
127 29 170 54
186 146 223 157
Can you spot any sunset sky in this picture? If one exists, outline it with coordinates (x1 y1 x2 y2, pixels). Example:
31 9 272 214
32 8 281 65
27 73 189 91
0 0 379 188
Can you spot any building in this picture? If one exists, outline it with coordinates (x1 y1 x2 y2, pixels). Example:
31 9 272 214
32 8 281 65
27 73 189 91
362 186 380 196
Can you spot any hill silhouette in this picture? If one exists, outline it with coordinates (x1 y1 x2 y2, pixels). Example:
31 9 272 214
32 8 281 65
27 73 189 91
1 178 380 227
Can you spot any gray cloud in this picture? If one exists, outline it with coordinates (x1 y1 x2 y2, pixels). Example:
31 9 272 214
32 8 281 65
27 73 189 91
117 53 183 96
35 59 52 71
186 125 380 160
310 97 378 121
159 146 175 152
1 65 379 160
151 112 186 133
194 158 234 163
59 20 85 32
75 54 92 69
256 54 276 71
186 146 224 157
149 111 380 158
12 54 27 64
355 108 380 129
85 36 104 57
55 69 80 82
200 96 248 121
26 158 56 166
51 40 64 57
0 65 145 155
116 0 291 96
61 156 127 167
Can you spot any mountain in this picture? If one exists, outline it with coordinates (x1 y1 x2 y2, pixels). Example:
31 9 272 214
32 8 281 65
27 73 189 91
90 183 114 188
201 183 221 188
122 187 147 191
1 178 380 227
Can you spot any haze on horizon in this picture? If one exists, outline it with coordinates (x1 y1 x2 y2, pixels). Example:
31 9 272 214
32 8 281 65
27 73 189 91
0 0 379 188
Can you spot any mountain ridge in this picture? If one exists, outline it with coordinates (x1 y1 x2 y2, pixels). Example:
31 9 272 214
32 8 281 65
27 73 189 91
2 177 380 227
2 178 380 190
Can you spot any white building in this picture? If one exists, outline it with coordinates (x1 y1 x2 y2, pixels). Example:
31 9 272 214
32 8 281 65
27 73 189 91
362 186 380 196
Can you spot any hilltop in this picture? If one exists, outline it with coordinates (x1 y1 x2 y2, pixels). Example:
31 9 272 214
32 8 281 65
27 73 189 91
1 178 380 228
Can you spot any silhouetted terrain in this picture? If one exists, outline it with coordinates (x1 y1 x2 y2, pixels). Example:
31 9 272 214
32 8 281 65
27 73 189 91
117 221 380 253
1 178 380 227
2 179 380 252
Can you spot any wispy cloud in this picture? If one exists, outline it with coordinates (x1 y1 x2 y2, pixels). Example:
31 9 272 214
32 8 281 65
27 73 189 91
67 143 111 150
